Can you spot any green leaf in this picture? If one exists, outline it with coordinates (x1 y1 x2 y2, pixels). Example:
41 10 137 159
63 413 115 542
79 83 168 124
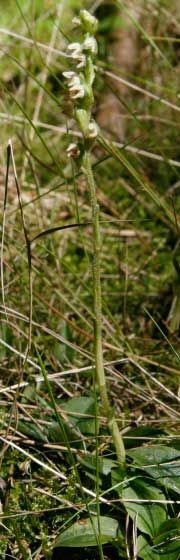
111 467 131 494
79 455 116 476
47 420 83 449
124 426 165 449
153 519 180 558
138 531 180 560
54 516 119 548
45 396 98 448
121 478 167 537
128 445 180 465
137 535 161 560
153 541 180 558
156 518 180 538
61 396 97 435
18 420 47 443
128 446 180 494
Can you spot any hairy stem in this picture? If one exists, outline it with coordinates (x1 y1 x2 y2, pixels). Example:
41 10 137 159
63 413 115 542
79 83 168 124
83 149 126 467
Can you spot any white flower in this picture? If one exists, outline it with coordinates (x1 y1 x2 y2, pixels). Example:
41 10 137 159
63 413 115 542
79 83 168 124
63 72 85 99
68 75 81 86
68 74 85 99
67 42 82 57
66 143 80 158
71 88 85 99
67 42 86 69
83 36 97 55
67 42 81 51
76 54 86 68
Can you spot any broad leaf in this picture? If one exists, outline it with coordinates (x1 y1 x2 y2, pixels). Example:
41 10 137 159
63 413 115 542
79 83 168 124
111 466 128 490
124 426 165 449
79 455 116 476
129 446 180 494
61 396 97 435
18 420 47 443
138 533 179 560
122 478 167 537
54 516 119 548
152 541 180 559
153 519 180 558
155 518 180 539
128 445 180 464
137 535 161 560
47 420 83 449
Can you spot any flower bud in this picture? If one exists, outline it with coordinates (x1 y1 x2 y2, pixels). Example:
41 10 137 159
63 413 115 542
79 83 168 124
75 108 90 136
88 121 99 138
80 10 98 35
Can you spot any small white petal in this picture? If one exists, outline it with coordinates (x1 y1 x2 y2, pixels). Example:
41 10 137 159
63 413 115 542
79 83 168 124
67 42 82 56
68 74 85 98
67 142 76 151
72 16 81 26
67 42 81 51
71 52 82 61
62 71 76 79
77 54 86 68
69 76 82 89
69 75 80 84
66 143 80 158
70 85 84 93
72 89 85 99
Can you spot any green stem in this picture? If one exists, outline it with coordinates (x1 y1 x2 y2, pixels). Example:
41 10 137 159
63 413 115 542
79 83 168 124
83 149 126 467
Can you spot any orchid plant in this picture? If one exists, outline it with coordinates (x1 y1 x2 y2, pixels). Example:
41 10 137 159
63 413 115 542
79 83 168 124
63 9 125 467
